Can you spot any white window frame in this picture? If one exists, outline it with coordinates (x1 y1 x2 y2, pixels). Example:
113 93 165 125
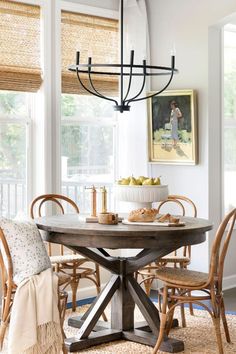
61 113 118 179
222 25 236 216
0 93 32 215
57 1 119 195
1 0 119 207
209 19 236 233
0 0 43 216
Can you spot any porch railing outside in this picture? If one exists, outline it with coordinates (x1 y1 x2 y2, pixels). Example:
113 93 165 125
0 179 26 218
0 179 114 218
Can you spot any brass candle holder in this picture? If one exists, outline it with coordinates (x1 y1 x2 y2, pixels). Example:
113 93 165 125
85 185 97 217
100 186 107 213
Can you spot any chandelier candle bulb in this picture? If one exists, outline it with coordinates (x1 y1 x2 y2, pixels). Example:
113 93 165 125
171 44 176 56
171 55 175 68
76 51 80 65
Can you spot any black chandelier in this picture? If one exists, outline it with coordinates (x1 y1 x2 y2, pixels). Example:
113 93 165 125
69 0 178 113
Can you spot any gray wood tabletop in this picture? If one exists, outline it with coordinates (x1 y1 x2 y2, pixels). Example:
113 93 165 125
36 214 213 249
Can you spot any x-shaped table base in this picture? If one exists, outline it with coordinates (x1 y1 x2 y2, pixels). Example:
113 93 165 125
64 246 184 353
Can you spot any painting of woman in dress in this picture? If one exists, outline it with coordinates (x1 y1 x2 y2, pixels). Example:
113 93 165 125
148 90 197 165
169 100 182 147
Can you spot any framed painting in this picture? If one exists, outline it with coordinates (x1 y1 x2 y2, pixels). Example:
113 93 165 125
148 89 197 165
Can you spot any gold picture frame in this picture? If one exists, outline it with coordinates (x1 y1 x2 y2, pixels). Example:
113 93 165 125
148 89 198 165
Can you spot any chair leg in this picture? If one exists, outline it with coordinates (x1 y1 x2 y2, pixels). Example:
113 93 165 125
95 263 101 289
158 291 162 312
212 316 224 354
144 277 153 297
178 287 186 328
58 290 68 354
62 344 68 354
0 320 8 350
0 290 12 349
220 298 231 343
180 302 186 327
70 278 79 312
188 291 194 316
165 288 175 336
182 264 194 316
189 302 194 316
152 286 168 354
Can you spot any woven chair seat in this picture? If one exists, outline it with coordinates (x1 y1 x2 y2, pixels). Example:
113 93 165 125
158 255 190 263
56 272 71 286
151 267 209 287
50 254 85 264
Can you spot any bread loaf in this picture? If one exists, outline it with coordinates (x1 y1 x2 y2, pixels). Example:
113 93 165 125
157 213 180 224
128 208 158 222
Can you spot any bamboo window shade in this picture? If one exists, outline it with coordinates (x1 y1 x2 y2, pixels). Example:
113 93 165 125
0 1 42 92
61 11 119 96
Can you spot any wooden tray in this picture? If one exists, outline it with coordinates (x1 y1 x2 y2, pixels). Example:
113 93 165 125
85 216 123 223
122 219 185 227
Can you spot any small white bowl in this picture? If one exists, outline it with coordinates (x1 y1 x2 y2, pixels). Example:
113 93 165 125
115 184 169 203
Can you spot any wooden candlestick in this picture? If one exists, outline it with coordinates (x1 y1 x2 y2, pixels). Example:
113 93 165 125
85 185 97 217
100 186 107 213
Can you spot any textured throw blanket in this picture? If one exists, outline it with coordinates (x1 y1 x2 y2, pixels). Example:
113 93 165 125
8 268 62 354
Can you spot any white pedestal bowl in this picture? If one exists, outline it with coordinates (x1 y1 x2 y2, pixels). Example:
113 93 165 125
115 184 169 210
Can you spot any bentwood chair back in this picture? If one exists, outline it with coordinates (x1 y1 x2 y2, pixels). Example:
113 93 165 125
30 194 79 257
30 194 103 313
152 208 236 354
138 195 197 292
138 195 197 325
157 195 197 261
0 227 16 347
208 208 236 291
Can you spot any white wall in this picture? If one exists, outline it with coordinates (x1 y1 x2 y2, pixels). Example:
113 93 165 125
59 0 236 289
146 0 236 279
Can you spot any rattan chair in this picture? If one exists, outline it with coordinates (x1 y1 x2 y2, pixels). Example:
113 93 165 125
30 194 104 313
138 195 197 324
152 208 236 354
0 227 69 352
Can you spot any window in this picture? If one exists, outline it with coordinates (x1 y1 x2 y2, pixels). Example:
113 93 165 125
223 24 236 212
0 1 41 217
61 94 117 213
0 91 32 217
61 10 118 213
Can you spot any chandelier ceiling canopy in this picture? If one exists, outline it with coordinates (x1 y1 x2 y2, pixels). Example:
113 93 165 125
68 0 178 113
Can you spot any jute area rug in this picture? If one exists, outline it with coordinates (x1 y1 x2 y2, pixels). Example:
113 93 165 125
1 305 236 353
63 304 236 354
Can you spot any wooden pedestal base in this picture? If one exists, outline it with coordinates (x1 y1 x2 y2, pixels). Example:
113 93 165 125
64 247 184 353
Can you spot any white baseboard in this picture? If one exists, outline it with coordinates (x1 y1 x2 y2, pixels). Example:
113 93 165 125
223 274 236 291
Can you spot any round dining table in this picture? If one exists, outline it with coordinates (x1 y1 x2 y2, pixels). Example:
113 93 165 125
36 214 212 353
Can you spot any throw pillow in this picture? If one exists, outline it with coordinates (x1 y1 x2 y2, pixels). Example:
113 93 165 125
0 217 51 285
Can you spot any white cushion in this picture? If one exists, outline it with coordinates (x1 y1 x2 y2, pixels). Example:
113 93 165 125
0 217 51 285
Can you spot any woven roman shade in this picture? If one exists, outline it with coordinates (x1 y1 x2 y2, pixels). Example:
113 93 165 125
61 11 118 96
0 1 42 92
